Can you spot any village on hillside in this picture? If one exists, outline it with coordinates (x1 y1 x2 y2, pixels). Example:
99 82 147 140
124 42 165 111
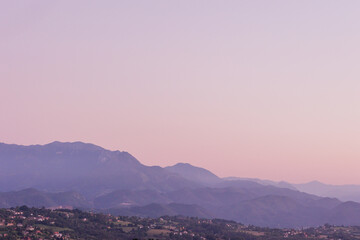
1 206 360 240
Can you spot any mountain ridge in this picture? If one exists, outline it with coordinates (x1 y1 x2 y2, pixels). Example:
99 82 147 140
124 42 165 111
1 141 360 227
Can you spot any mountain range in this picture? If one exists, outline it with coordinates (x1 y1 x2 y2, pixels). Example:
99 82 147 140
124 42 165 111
1 141 360 227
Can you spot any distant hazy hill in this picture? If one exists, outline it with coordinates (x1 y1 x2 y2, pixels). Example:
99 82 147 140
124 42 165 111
223 177 297 190
294 181 360 203
0 188 90 208
327 201 360 226
165 163 221 184
94 185 354 227
0 142 198 198
223 177 360 204
2 141 360 227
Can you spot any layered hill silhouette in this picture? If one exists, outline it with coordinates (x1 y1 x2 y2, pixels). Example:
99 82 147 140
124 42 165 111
0 142 198 198
0 188 90 209
294 181 360 203
1 141 360 227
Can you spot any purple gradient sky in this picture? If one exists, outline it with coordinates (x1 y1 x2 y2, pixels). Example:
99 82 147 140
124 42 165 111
1 1 360 184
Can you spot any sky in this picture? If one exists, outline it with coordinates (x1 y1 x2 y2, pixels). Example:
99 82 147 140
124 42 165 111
1 1 360 184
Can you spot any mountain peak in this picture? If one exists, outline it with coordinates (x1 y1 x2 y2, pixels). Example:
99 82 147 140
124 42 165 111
172 162 195 168
305 180 325 186
165 162 220 184
45 141 105 151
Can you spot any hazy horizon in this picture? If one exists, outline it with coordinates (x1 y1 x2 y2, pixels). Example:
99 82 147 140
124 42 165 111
2 1 360 185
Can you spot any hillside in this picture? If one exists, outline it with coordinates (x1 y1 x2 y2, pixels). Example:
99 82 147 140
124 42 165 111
4 207 360 239
1 141 360 227
294 181 360 203
0 142 198 198
0 188 90 209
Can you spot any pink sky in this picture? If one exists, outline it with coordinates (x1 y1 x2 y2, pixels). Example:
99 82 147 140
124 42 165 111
1 1 360 184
